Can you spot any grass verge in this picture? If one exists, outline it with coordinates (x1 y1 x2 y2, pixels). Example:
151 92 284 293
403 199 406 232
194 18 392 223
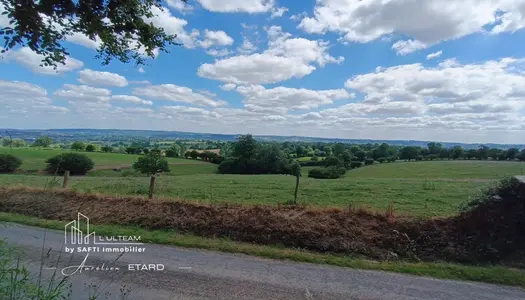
1 212 524 288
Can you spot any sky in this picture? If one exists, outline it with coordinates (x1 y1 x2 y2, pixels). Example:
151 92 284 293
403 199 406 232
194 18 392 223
1 0 525 144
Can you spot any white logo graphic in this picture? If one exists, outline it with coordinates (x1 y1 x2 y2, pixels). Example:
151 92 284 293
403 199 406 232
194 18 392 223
65 212 142 245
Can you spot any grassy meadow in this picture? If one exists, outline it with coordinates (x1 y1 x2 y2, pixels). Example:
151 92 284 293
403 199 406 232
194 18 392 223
1 147 524 217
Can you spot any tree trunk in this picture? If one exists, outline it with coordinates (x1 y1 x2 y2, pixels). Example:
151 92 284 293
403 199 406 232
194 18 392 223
293 175 299 204
62 170 70 189
148 175 156 199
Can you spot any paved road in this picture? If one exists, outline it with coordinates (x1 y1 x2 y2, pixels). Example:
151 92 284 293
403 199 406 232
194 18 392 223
1 224 525 300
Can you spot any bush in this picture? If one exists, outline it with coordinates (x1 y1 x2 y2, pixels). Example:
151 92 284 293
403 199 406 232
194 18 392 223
165 149 178 158
308 166 346 179
45 153 94 175
350 161 362 169
85 144 96 152
365 158 374 165
0 154 22 173
378 157 386 163
387 156 397 163
210 156 224 165
324 156 342 167
299 160 325 167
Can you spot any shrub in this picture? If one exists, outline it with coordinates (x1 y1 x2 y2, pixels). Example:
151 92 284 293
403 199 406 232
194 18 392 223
165 149 178 157
85 144 96 152
324 156 342 167
350 161 363 169
210 156 224 164
45 153 94 175
0 154 22 173
365 158 374 165
308 166 346 179
387 156 397 163
299 160 325 167
378 157 386 163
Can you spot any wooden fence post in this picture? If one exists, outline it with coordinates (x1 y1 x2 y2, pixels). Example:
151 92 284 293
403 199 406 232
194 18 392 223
63 170 70 189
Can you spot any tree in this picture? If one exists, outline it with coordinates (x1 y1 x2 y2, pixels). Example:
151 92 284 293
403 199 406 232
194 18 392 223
0 154 22 173
324 156 342 167
518 149 525 162
184 151 191 158
101 145 113 153
341 152 353 169
427 142 442 155
190 150 199 159
0 0 187 68
477 145 489 160
290 162 301 205
506 148 520 161
450 146 464 160
132 150 170 199
168 144 181 157
85 144 96 152
32 136 52 147
349 146 360 154
354 150 366 161
45 153 94 175
489 148 502 160
333 143 346 156
71 141 85 151
125 146 141 154
233 134 258 160
2 138 26 147
465 149 477 160
400 147 419 161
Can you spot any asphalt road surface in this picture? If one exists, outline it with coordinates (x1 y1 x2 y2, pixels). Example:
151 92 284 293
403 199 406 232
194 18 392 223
2 224 525 300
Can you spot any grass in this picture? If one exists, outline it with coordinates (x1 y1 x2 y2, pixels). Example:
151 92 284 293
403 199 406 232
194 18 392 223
345 160 525 179
0 173 486 217
2 212 524 288
0 147 214 172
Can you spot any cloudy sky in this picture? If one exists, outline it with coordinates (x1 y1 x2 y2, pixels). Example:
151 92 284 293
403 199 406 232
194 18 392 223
2 0 525 144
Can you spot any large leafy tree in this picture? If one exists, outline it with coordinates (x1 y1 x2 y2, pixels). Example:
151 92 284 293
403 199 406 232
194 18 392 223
0 0 187 67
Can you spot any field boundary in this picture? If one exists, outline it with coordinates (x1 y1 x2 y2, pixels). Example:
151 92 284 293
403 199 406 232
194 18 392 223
1 212 524 288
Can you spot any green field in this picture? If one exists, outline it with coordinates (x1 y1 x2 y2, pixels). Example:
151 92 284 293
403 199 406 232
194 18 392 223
2 148 525 217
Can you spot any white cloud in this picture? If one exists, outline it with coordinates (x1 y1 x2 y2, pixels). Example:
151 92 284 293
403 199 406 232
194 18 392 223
391 40 428 56
133 84 227 107
199 30 234 48
146 6 199 48
235 85 353 113
111 95 153 106
138 67 145 73
271 6 288 18
198 26 343 84
166 0 194 13
343 58 525 117
78 69 128 87
220 83 237 91
66 33 102 49
206 49 232 57
54 84 111 102
426 50 443 60
0 4 9 27
0 80 67 115
162 105 220 118
299 0 525 54
118 107 154 114
196 0 275 13
237 38 257 54
1 47 83 75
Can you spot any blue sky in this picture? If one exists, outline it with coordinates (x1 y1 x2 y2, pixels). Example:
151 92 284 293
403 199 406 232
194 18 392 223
2 0 525 144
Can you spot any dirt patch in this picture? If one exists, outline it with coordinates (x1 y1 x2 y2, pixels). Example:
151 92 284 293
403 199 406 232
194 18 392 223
0 179 524 266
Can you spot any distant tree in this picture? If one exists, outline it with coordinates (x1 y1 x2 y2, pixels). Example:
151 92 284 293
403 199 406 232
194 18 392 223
497 151 508 161
488 148 502 160
132 150 170 199
518 149 525 162
333 143 346 156
290 162 301 205
0 154 22 173
324 156 342 167
190 150 199 159
506 148 520 161
427 142 443 155
45 153 94 175
71 141 86 151
169 144 181 157
233 134 258 160
465 149 477 160
142 148 150 154
349 146 360 154
450 146 464 160
350 161 363 168
341 152 353 169
324 146 333 156
295 145 306 157
477 145 489 160
420 148 430 157
101 145 113 153
365 158 374 165
308 166 346 179
354 150 366 161
32 136 52 147
2 138 26 147
400 147 419 161
184 151 191 158
125 147 141 155
85 144 96 152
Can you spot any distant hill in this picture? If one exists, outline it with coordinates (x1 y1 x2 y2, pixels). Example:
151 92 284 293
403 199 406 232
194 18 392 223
1 128 523 150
